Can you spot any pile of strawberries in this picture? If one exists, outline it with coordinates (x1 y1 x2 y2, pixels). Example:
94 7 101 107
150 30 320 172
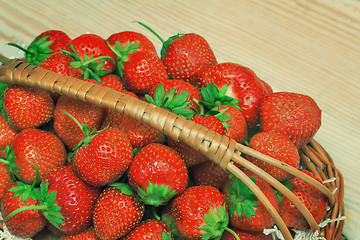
0 22 328 240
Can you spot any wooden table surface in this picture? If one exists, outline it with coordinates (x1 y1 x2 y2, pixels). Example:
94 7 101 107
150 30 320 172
0 0 359 239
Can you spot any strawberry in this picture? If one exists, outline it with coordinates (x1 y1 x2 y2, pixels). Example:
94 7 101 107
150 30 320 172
59 227 101 240
93 183 144 240
220 228 272 240
7 30 71 66
246 132 300 181
0 113 18 158
0 162 12 200
199 62 268 128
217 105 248 143
100 74 125 92
122 219 173 240
107 30 157 55
136 22 217 86
147 79 202 111
1 183 47 238
53 95 105 150
279 169 328 228
45 165 102 235
168 115 225 167
259 79 273 96
171 185 230 239
128 143 188 206
190 160 230 190
259 92 322 148
120 50 168 94
73 128 133 187
38 51 84 79
2 85 55 130
12 128 67 184
222 171 279 232
101 107 164 150
65 34 117 81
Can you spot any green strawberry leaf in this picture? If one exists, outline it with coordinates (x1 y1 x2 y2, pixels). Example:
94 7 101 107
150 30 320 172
160 211 181 238
108 182 134 195
137 182 176 207
198 204 229 240
0 146 19 177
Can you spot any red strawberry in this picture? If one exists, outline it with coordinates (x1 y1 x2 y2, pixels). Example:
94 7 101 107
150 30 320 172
101 107 164 149
199 62 268 128
190 160 230 190
66 34 117 80
122 219 173 240
168 115 225 167
259 79 273 96
100 74 125 92
1 183 47 238
53 95 105 150
7 30 71 66
45 165 101 235
171 185 229 239
12 128 67 184
73 128 133 187
107 30 157 55
148 79 202 111
246 132 300 181
38 51 84 79
93 183 144 240
59 227 101 240
259 92 322 148
279 169 328 228
2 85 55 130
0 162 13 200
128 143 188 206
121 50 168 93
220 228 272 240
218 105 248 143
0 114 18 158
223 171 279 232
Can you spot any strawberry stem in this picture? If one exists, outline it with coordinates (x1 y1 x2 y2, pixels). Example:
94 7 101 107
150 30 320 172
6 43 29 54
133 21 165 43
224 227 241 240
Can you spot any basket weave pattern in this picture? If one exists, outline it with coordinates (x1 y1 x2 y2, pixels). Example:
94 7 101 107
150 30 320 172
0 57 345 240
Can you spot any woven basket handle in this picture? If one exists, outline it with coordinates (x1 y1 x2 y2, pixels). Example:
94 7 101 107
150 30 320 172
0 56 335 239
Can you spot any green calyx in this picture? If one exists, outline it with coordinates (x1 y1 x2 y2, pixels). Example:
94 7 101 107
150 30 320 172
161 212 181 238
198 204 236 240
108 182 134 195
200 83 241 112
225 175 259 220
107 40 140 77
145 85 195 119
275 179 294 203
7 36 53 66
137 182 176 207
62 44 115 82
0 146 19 177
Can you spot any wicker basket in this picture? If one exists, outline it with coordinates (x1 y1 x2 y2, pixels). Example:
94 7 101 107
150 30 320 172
0 56 345 240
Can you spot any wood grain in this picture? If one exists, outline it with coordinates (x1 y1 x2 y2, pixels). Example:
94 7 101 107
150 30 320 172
0 0 359 238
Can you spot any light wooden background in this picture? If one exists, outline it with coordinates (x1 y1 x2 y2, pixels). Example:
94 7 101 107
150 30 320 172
0 0 359 238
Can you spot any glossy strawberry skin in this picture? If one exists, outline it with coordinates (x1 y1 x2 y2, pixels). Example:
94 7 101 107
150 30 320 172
259 92 322 148
12 128 67 184
73 128 133 187
122 219 172 240
71 34 117 74
35 30 72 53
93 186 144 240
223 171 279 232
45 165 101 235
107 31 157 55
101 109 164 149
220 229 272 240
100 74 125 92
122 50 168 93
190 160 229 190
199 62 267 128
171 186 227 239
0 163 13 200
218 105 248 143
1 183 47 238
128 143 188 201
161 33 217 86
246 131 300 181
279 169 328 228
168 115 225 167
0 114 17 158
53 95 105 150
3 85 55 130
